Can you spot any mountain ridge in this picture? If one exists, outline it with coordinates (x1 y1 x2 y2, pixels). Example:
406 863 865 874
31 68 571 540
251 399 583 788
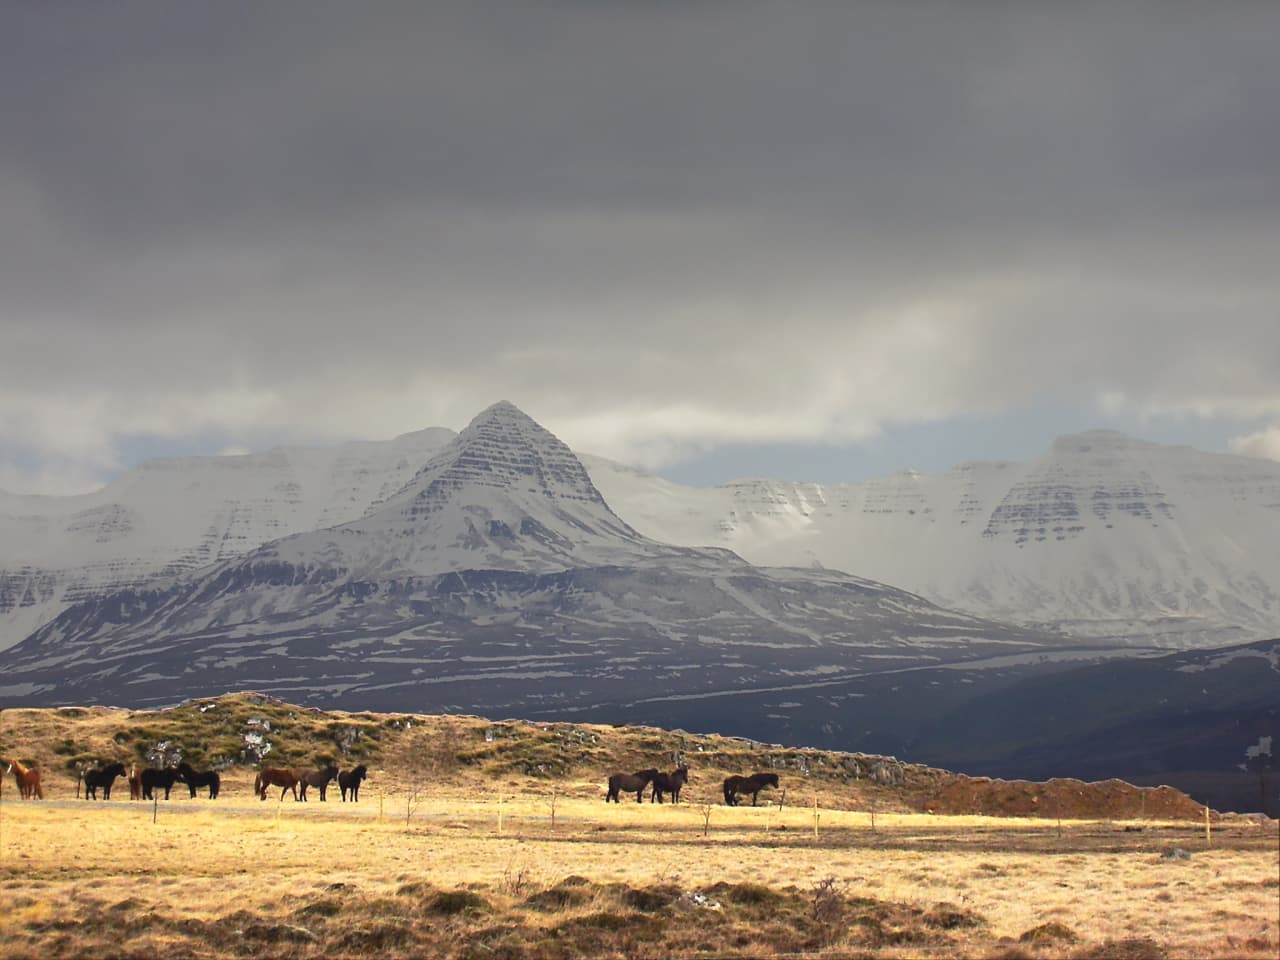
3 413 1278 652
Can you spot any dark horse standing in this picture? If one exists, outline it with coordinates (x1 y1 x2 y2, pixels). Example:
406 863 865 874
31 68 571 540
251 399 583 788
175 762 221 799
255 767 302 801
651 765 690 804
338 765 367 802
80 762 127 800
606 768 659 803
723 772 780 806
140 767 182 801
298 764 339 802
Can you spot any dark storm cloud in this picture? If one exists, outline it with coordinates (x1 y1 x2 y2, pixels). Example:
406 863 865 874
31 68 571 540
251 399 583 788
2 3 1278 487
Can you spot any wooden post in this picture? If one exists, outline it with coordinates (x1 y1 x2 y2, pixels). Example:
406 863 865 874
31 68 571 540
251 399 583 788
812 794 820 838
498 793 505 834
152 794 158 824
378 789 385 824
1204 805 1211 847
550 789 558 830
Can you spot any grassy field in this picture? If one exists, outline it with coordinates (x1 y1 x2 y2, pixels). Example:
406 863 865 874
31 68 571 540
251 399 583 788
1 780 1276 959
2 696 1276 957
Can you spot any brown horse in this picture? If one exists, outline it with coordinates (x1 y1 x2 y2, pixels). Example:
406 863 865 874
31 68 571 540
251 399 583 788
723 772 779 806
606 768 658 803
651 765 689 804
255 767 302 801
297 764 339 802
3 759 43 800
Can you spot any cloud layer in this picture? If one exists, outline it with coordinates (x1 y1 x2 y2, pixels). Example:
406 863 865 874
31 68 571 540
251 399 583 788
2 5 1278 491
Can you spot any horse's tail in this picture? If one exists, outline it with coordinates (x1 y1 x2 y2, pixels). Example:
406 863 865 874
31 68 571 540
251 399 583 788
723 777 739 806
253 771 263 799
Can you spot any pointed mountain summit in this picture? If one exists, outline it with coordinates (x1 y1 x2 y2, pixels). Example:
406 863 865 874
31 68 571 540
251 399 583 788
264 401 704 578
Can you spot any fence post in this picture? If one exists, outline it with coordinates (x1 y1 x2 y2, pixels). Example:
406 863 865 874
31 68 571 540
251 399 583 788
1204 805 1211 847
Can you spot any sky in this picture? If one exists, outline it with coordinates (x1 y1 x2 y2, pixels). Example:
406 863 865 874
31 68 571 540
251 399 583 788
2 3 1278 495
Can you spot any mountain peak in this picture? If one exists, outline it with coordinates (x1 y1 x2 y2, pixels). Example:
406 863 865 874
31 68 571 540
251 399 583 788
307 401 658 576
1050 430 1151 457
423 401 605 509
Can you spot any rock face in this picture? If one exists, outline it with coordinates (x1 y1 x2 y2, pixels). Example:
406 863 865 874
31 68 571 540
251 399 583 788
0 402 1056 713
586 430 1280 646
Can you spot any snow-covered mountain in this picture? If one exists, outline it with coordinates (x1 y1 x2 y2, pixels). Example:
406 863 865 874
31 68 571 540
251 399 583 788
0 402 1057 712
0 427 455 650
585 431 1280 647
5 409 1277 656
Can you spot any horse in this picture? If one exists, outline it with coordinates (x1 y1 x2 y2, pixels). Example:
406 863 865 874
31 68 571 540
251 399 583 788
606 768 658 803
651 765 689 804
174 762 221 799
3 759 43 799
254 767 302 801
723 772 780 806
140 767 182 801
297 764 339 802
127 763 142 800
81 762 127 800
338 765 367 802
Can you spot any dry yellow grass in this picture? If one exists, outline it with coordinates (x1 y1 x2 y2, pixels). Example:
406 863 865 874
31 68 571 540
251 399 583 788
1 782 1276 959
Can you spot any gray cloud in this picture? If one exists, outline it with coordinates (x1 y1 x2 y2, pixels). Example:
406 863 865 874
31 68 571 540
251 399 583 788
2 3 1278 489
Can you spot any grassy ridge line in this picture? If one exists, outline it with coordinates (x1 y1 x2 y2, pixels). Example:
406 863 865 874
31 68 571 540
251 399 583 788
0 690 1214 819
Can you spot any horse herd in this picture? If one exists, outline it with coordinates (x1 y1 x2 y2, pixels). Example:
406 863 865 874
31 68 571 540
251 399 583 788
253 764 368 802
6 755 776 808
0 757 369 804
606 766 782 807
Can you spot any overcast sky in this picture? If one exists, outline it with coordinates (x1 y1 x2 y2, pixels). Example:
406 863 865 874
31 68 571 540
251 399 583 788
2 3 1278 495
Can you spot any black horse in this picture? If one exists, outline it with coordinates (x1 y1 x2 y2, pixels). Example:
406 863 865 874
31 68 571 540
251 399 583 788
298 764 339 802
81 762 127 800
140 767 182 801
651 765 689 804
175 762 221 799
606 768 658 803
723 772 780 806
338 765 367 802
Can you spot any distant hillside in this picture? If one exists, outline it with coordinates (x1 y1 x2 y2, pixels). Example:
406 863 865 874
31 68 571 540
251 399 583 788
906 637 1280 816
